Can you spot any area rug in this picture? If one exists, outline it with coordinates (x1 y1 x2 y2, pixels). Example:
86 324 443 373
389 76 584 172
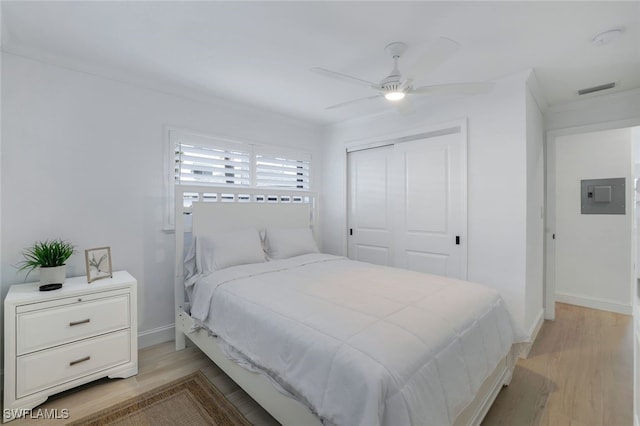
69 371 252 426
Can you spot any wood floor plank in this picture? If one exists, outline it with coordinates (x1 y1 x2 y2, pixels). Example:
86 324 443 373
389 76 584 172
5 303 631 425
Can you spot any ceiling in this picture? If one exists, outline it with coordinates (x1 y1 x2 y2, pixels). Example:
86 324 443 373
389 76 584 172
2 1 639 125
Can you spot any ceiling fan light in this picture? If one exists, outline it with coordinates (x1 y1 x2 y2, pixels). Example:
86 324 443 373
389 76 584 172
385 91 405 101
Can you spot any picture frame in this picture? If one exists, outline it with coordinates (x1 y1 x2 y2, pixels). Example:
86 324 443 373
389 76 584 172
85 247 113 283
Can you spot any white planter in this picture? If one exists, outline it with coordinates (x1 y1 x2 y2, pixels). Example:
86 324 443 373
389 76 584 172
39 265 66 285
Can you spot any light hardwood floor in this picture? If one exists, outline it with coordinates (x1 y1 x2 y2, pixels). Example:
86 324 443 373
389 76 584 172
483 303 632 426
5 302 632 425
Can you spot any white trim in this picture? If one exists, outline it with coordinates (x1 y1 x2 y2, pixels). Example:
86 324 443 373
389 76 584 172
546 88 640 114
544 126 556 320
460 119 469 280
547 118 640 139
528 308 545 342
555 291 632 315
138 324 175 349
345 118 465 153
520 308 545 359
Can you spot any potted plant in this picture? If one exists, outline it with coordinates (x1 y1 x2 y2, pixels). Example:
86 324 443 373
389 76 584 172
17 239 75 285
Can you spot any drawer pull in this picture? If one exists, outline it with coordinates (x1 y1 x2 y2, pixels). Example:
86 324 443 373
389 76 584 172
69 356 91 366
69 318 91 327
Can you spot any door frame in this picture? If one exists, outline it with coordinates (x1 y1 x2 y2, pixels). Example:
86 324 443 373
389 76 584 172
544 117 640 320
345 118 468 278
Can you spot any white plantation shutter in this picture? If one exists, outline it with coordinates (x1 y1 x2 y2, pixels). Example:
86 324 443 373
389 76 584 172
174 143 250 186
166 130 313 229
256 152 310 190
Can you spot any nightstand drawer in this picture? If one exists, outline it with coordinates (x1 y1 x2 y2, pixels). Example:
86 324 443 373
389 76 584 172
17 294 129 355
16 329 131 398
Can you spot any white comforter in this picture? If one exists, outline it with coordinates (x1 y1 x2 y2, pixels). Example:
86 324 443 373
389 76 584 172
189 254 515 426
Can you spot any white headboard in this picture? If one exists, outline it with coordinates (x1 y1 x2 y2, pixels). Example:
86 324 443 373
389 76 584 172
174 184 318 324
193 202 312 236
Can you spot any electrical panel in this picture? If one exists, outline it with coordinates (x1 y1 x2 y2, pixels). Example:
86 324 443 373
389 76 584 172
580 177 625 215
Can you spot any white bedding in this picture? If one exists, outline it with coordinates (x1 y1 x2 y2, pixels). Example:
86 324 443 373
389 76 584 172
189 253 515 426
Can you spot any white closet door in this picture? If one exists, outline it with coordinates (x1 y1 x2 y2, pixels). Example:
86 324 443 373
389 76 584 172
394 133 466 279
347 131 466 279
347 146 394 266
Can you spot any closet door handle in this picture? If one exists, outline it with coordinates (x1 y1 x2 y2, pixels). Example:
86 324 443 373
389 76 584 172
69 319 90 327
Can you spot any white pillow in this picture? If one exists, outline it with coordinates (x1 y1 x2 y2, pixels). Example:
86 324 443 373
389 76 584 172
264 227 319 260
197 228 265 271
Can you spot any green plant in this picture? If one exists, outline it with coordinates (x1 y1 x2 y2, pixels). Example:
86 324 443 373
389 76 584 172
17 239 75 278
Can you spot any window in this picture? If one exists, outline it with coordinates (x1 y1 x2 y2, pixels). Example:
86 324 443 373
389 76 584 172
255 151 310 190
174 143 250 186
166 130 312 229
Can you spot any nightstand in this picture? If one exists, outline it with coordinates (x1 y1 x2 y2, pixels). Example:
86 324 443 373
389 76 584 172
3 271 138 422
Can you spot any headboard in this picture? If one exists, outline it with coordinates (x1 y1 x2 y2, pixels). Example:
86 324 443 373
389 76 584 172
192 202 312 236
174 184 318 323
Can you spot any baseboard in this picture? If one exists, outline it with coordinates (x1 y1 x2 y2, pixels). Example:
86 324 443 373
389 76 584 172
137 323 175 349
520 309 545 359
555 292 632 315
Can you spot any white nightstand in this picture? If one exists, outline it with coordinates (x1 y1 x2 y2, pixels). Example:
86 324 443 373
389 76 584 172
3 271 138 422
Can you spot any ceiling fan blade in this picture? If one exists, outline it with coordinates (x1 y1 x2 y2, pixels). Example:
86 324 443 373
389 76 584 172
407 37 460 79
393 98 415 116
412 82 495 95
311 67 377 88
325 94 383 110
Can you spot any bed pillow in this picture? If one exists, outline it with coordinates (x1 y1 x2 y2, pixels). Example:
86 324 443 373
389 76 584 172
198 228 265 271
264 227 319 260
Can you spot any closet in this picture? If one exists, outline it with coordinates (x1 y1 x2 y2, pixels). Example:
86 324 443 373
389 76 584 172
347 127 467 279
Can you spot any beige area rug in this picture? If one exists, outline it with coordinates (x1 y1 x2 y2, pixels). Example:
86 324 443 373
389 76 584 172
69 371 252 426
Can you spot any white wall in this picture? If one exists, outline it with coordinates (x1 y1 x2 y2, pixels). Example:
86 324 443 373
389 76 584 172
321 71 539 338
0 1 3 379
525 83 545 334
633 127 640 280
1 53 323 347
555 128 632 313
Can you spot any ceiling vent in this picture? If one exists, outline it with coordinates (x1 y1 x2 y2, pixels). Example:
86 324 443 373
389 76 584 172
578 82 616 96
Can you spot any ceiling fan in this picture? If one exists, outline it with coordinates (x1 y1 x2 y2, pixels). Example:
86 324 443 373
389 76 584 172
311 38 494 112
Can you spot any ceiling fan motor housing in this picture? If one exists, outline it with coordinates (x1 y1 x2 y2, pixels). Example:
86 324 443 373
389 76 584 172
381 81 403 93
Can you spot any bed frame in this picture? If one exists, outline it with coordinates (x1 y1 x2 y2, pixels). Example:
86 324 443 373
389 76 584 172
174 184 514 426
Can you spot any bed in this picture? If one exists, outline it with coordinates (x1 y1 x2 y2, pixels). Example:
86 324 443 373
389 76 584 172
174 185 519 426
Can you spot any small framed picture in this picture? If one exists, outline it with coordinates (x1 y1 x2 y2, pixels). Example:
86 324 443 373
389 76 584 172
85 247 113 283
